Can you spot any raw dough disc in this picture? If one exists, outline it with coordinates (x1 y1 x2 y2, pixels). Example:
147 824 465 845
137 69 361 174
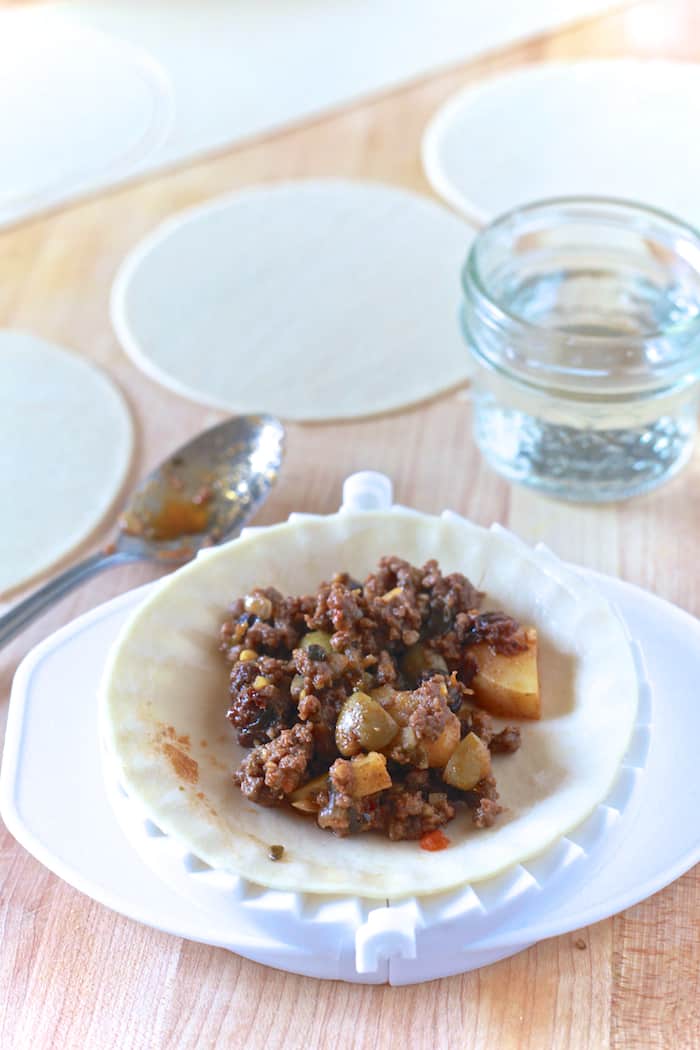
0 332 133 596
100 508 638 899
0 16 173 226
111 180 475 421
423 59 700 226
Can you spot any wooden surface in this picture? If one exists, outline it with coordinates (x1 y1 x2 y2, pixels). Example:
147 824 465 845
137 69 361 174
1 1 699 1047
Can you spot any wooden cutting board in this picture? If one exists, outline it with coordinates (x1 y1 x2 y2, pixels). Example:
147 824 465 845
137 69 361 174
0 0 697 1046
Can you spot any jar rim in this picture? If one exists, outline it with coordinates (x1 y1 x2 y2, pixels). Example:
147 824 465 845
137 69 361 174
462 195 700 347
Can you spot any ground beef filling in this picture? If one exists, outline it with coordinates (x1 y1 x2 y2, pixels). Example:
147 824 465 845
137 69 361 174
222 557 522 842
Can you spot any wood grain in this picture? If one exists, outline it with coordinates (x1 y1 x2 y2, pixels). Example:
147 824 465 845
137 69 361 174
1 1 698 1047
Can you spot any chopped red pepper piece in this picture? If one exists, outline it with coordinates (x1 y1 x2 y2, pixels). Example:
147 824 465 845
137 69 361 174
419 829 450 851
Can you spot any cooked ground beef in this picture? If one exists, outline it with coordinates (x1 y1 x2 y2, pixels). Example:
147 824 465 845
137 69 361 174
456 702 496 744
472 797 503 829
223 556 523 842
376 648 398 685
316 761 456 839
226 658 295 747
234 723 314 805
408 677 451 743
383 782 455 841
220 587 311 659
460 776 504 828
490 725 522 754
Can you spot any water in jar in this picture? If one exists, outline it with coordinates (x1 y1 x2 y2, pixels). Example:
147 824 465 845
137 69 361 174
465 204 700 501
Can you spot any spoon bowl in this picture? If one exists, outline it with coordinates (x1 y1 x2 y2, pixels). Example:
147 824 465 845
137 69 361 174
117 414 285 563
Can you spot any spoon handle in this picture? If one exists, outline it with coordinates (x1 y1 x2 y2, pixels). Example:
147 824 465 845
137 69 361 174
0 550 139 649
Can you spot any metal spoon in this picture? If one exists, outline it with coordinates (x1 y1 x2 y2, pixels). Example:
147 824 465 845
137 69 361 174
0 414 285 648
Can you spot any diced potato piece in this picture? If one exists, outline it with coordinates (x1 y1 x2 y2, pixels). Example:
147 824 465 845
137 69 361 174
370 684 396 707
423 712 461 768
470 628 541 720
401 643 448 685
335 692 399 756
349 752 392 798
290 799 320 814
394 726 417 751
381 690 418 727
289 773 328 812
299 630 333 654
443 732 491 790
382 726 428 768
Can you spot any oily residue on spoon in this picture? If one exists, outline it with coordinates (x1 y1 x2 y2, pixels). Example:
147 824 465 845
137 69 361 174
121 494 211 542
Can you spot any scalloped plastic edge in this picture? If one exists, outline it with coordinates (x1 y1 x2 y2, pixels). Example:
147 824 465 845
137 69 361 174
102 473 651 977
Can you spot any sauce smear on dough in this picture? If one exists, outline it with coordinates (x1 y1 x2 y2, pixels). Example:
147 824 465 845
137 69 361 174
163 743 199 784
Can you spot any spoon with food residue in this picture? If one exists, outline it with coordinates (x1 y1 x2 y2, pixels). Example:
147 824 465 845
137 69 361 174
0 414 284 647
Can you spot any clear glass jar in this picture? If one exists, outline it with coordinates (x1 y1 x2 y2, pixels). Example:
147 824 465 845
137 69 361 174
461 198 700 501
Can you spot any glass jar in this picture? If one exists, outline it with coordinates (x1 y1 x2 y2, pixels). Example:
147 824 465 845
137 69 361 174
461 198 700 501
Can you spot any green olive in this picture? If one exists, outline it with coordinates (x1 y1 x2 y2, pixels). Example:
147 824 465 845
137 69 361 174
401 643 448 684
442 732 491 791
300 630 333 654
335 691 399 757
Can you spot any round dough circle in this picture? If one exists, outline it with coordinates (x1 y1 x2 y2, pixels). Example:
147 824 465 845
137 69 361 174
0 21 173 220
0 333 133 596
100 509 638 899
423 60 700 227
111 180 475 421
